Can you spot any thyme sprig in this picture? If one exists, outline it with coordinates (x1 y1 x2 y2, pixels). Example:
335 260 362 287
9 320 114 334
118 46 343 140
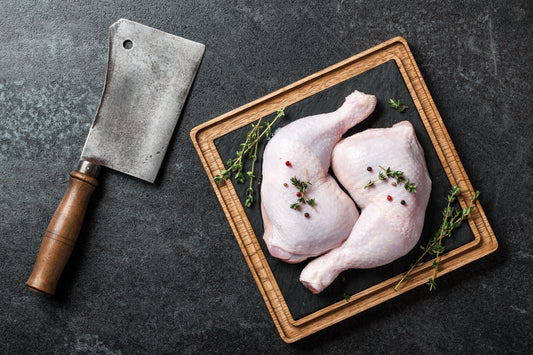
289 170 317 212
364 165 417 193
389 98 408 113
364 171 387 188
394 186 479 291
404 179 417 193
214 106 286 207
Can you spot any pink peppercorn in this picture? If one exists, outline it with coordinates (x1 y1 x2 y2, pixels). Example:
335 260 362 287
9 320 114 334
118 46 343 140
387 195 392 201
285 161 292 167
296 191 302 197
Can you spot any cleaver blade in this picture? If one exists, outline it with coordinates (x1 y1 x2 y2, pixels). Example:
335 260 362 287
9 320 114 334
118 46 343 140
82 19 205 182
26 19 205 296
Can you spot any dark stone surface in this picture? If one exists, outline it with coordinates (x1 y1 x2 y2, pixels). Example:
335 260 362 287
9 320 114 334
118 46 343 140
1 1 531 353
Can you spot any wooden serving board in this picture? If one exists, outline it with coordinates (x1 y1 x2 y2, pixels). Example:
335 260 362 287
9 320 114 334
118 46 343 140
190 37 498 343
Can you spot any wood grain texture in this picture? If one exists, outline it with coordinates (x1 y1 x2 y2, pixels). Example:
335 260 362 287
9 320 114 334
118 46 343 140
26 170 99 296
190 37 498 343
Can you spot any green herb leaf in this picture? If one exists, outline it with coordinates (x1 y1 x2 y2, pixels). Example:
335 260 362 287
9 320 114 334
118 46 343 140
245 187 254 207
222 169 231 180
404 179 417 193
426 278 437 291
234 171 245 184
364 180 375 189
290 177 299 186
389 98 408 113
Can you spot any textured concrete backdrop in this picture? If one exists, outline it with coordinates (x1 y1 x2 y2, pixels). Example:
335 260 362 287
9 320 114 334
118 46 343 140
1 1 532 353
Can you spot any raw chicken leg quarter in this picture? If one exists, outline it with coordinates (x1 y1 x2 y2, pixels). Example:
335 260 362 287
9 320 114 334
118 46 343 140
260 91 377 263
300 121 432 294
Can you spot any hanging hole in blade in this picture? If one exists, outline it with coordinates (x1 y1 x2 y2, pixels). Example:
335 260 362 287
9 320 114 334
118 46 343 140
123 40 133 50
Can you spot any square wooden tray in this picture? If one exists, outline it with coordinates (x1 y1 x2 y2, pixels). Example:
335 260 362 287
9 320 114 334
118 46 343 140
190 37 498 343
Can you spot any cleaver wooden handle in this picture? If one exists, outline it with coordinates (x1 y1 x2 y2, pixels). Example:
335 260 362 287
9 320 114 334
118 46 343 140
26 161 100 296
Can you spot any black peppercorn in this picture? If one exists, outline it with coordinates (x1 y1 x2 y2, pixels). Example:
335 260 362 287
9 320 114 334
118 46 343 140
367 166 372 172
304 212 310 218
401 200 406 205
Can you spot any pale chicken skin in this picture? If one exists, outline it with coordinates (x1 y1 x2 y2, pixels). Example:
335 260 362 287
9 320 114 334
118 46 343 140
261 91 377 263
300 121 432 294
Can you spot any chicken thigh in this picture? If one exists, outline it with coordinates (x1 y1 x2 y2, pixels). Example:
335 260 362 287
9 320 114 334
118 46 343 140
300 121 432 293
261 91 377 263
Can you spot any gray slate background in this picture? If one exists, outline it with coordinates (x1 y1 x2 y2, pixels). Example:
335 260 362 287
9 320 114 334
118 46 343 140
1 1 531 354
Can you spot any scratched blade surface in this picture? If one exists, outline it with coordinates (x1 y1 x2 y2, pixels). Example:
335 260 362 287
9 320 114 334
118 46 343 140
81 19 205 182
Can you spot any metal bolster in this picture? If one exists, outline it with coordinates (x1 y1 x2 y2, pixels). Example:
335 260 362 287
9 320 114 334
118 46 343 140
76 160 101 178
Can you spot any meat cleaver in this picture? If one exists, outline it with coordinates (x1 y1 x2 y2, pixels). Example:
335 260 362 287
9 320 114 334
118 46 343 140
26 19 205 296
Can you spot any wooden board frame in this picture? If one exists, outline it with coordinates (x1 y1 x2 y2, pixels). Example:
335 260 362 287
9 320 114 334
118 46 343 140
190 37 498 343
